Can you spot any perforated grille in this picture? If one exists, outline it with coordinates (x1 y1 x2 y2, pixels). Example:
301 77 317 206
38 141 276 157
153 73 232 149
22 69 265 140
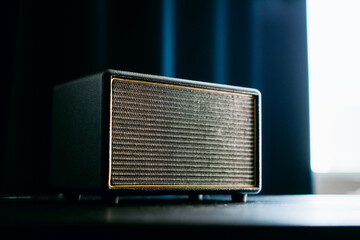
110 78 256 187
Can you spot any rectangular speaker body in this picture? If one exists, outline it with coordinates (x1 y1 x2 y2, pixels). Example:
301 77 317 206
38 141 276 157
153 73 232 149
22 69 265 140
51 70 261 197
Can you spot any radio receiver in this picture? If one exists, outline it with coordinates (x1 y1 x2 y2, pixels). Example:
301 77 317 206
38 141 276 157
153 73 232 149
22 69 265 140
51 70 261 202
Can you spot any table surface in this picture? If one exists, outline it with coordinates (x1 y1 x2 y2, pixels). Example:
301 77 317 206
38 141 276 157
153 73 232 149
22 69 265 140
1 194 360 238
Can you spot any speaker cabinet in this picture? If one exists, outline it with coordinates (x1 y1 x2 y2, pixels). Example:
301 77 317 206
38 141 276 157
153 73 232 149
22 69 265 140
51 70 261 202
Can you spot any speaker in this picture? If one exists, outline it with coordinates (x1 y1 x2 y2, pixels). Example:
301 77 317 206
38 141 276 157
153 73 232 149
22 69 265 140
51 70 261 202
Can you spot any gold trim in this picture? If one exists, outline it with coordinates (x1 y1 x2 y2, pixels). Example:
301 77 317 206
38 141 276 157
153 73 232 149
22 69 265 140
109 184 255 189
254 98 257 187
108 77 257 189
108 78 114 188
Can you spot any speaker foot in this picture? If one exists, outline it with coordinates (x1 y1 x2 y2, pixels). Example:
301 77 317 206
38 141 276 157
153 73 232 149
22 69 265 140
188 194 203 202
63 193 81 202
231 193 247 203
102 195 119 204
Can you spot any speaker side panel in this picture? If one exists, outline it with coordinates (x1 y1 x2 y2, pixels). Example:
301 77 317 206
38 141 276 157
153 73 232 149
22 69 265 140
51 74 104 192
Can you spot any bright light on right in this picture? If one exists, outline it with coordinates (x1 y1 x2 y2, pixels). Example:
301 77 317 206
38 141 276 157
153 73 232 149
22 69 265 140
307 0 360 173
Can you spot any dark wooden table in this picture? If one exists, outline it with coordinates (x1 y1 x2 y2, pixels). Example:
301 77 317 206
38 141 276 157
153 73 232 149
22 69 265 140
1 194 360 238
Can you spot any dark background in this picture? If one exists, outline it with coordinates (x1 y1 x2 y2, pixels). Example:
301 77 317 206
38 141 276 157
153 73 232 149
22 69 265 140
0 0 311 195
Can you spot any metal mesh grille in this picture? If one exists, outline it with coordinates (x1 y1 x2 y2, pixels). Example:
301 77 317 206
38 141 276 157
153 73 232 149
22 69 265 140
110 78 256 187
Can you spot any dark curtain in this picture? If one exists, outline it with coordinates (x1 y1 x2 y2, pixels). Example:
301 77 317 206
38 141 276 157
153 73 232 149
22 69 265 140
0 0 311 194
